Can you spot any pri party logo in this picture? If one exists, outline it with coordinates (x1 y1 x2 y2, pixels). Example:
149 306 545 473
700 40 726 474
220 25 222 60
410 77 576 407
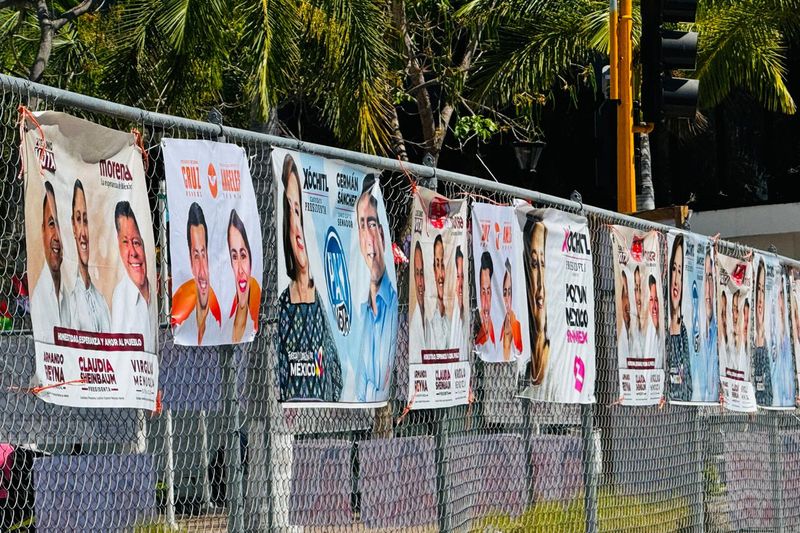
207 163 219 198
324 227 351 336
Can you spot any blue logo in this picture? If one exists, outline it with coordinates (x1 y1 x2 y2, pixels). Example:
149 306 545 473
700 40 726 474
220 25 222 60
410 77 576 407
324 227 351 335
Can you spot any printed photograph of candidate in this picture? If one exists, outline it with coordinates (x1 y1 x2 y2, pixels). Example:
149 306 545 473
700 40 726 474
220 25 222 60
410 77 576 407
171 202 222 345
30 181 71 344
353 174 398 402
770 268 796 407
667 234 691 401
224 208 261 344
690 243 720 403
277 153 342 402
523 214 549 385
752 257 772 405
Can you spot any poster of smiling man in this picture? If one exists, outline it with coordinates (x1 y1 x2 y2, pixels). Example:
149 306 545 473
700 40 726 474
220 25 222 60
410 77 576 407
612 227 664 406
789 267 800 407
716 251 756 412
408 187 470 409
163 139 263 347
273 148 398 407
751 253 796 409
515 206 596 404
471 203 529 364
22 111 158 409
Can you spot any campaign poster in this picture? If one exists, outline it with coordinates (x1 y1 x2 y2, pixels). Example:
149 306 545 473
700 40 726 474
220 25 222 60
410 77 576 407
611 227 665 406
163 139 263 347
716 251 756 412
408 187 470 409
789 267 800 406
752 254 796 409
666 232 720 405
515 206 596 404
471 203 529 363
21 111 158 409
272 148 398 407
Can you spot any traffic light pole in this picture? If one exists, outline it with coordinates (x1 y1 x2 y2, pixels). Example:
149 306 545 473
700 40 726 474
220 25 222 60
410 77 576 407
613 0 637 214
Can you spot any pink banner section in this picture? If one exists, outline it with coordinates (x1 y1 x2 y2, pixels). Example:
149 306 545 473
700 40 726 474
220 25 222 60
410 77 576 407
358 436 438 528
288 439 352 526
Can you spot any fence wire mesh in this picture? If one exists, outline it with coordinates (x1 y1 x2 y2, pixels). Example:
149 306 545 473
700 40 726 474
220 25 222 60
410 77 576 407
1 75 800 533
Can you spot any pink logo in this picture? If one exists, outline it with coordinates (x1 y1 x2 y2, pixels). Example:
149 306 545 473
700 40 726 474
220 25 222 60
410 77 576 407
573 356 585 392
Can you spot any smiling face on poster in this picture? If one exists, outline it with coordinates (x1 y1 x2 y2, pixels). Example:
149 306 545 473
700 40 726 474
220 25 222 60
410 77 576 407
22 111 158 409
163 139 263 348
612 227 664 406
471 203 529 364
515 206 596 404
716 251 756 412
272 148 398 407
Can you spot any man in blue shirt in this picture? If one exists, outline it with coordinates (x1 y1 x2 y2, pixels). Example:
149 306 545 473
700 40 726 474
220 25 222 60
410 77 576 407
355 175 398 402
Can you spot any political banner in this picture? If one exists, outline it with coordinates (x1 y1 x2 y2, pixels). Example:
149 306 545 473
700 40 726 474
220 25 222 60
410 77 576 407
163 139 263 346
408 187 470 409
471 203 529 363
716 251 756 412
790 268 800 406
515 206 596 404
21 111 157 409
611 227 665 406
666 232 720 404
273 148 398 407
752 254 796 408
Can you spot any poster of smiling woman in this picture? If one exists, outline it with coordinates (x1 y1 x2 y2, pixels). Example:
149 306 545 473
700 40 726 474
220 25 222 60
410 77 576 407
273 148 398 407
515 206 596 404
21 111 158 409
612 227 664 406
163 139 263 347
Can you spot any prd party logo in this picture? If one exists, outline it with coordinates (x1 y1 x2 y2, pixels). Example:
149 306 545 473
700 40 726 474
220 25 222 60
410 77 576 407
731 262 748 286
324 227 352 335
429 197 450 229
314 347 324 377
207 163 219 198
630 235 644 262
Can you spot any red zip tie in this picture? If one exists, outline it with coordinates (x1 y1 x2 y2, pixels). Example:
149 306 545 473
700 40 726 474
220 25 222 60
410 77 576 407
132 128 149 172
396 390 418 425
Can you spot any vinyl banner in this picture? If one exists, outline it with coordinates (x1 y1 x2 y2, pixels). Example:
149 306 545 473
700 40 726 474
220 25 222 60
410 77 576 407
163 139 263 346
408 188 470 409
471 203 529 363
515 206 596 404
752 254 796 409
716 251 756 412
22 111 158 409
666 232 720 404
273 148 398 407
789 267 800 406
611 227 665 406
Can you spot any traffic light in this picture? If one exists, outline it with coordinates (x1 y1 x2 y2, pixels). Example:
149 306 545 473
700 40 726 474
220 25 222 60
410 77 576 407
641 0 700 122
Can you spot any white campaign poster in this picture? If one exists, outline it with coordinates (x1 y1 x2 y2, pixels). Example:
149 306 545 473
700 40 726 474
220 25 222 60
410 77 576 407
273 148 398 407
752 254 796 409
408 187 470 409
22 111 158 409
164 139 263 347
515 207 596 404
611 227 665 405
716 251 756 412
471 203 529 363
668 232 720 405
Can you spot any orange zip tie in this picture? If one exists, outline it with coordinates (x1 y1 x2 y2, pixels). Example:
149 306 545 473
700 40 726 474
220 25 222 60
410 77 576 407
150 390 163 417
396 390 417 425
8 378 88 396
658 396 666 409
611 395 625 406
132 128 149 172
397 156 417 194
455 191 510 207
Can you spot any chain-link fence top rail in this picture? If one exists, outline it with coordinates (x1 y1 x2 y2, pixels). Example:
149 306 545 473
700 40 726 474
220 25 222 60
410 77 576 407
3 72 800 533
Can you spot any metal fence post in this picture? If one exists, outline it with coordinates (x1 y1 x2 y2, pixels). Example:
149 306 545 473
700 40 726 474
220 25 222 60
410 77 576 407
435 409 450 533
581 403 598 533
164 408 177 530
769 411 785 532
691 409 705 532
221 345 245 532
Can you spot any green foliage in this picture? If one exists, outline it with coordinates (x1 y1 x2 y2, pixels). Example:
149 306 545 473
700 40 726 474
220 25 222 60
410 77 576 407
454 114 499 142
471 489 692 532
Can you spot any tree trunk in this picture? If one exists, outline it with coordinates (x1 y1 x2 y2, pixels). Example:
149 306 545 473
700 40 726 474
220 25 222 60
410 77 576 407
636 133 655 210
30 21 54 83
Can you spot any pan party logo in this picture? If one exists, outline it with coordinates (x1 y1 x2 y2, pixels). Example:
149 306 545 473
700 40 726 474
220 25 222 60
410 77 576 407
324 226 352 336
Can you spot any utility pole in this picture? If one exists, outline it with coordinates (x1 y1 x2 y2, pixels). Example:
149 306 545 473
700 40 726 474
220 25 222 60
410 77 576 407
611 0 636 214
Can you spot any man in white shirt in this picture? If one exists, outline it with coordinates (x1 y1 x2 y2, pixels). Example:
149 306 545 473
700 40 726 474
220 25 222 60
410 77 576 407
111 201 157 353
409 242 428 364
31 181 70 344
428 234 451 350
643 274 662 369
449 246 466 354
67 179 110 333
617 269 632 367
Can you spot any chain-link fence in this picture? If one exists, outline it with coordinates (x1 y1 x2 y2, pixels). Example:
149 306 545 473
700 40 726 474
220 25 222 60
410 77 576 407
1 73 800 532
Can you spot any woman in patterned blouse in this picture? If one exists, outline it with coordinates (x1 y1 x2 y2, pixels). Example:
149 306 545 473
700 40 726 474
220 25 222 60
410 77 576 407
667 235 691 401
277 153 342 402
